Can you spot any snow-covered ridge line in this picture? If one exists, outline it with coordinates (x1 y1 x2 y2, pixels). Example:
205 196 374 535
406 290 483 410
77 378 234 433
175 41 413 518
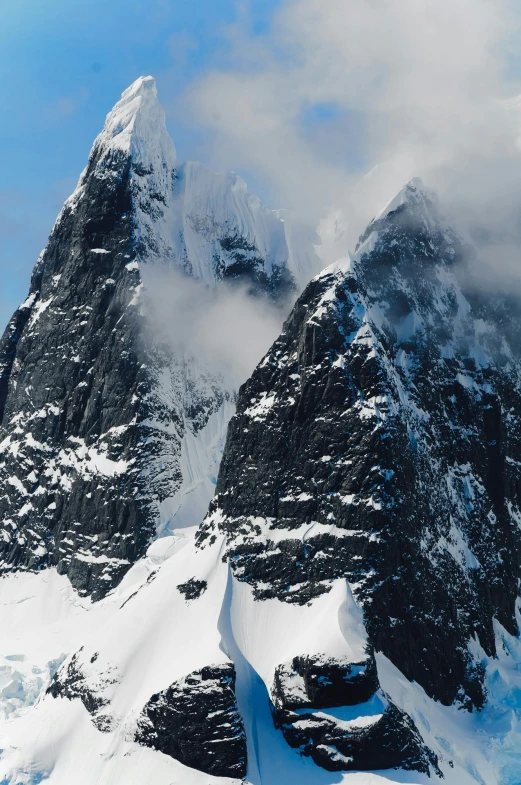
2 530 520 784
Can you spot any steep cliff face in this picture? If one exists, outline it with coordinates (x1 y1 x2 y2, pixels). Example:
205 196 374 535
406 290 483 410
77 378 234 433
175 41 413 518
199 178 521 711
2 176 521 785
3 72 521 785
0 76 315 599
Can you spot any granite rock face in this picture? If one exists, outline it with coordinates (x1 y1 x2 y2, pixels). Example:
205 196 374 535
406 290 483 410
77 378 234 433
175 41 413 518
0 126 155 598
273 692 434 773
272 653 379 710
199 178 521 715
0 76 312 599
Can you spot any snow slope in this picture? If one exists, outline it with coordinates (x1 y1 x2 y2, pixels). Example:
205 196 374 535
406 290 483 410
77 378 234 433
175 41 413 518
1 535 521 784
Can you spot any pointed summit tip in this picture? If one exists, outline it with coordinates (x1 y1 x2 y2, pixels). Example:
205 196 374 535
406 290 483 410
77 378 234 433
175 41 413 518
406 176 424 190
374 176 433 223
95 73 176 165
121 75 157 101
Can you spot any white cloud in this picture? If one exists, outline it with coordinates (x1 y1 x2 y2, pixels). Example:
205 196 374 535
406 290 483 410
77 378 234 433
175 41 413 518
180 0 521 259
142 266 286 388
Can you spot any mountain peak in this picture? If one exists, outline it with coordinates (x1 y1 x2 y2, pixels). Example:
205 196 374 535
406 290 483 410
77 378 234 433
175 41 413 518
348 174 461 278
122 74 157 100
94 73 176 167
373 176 434 223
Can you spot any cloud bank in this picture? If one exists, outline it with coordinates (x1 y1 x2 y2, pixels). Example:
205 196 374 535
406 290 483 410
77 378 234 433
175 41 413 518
180 0 521 267
143 266 286 388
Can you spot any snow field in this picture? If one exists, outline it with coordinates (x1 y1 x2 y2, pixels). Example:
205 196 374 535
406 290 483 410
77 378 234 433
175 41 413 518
2 533 520 784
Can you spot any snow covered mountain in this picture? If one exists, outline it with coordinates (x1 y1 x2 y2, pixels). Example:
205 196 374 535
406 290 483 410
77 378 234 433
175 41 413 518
0 76 317 599
194 178 521 779
2 79 521 785
201 177 521 707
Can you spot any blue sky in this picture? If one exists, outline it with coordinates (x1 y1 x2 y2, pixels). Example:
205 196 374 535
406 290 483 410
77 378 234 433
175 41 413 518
0 0 281 328
3 0 519 330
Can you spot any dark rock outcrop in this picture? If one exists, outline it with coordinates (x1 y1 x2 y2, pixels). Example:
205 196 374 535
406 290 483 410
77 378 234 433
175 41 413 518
271 652 437 774
198 178 521 712
135 663 247 778
177 577 207 600
47 649 117 732
272 653 379 710
274 694 434 774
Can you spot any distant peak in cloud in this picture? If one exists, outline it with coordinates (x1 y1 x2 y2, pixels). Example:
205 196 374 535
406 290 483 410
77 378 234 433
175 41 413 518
373 176 433 223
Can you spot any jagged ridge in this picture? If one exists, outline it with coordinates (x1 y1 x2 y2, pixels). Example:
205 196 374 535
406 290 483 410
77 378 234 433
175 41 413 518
0 76 316 598
199 178 521 711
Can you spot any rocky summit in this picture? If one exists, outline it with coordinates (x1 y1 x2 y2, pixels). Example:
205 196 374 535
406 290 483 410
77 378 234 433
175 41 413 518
201 178 521 712
1 79 521 785
0 76 314 599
